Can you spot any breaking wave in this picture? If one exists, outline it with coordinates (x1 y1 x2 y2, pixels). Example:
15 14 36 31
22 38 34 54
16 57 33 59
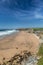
0 30 17 36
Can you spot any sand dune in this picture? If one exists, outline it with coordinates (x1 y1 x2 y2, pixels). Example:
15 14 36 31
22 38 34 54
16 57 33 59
0 31 39 62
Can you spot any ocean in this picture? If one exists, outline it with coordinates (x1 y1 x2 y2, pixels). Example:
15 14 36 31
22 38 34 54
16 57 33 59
0 29 18 37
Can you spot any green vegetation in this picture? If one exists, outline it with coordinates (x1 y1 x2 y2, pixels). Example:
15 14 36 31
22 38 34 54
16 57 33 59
16 28 43 32
33 28 43 31
16 28 43 31
37 44 43 65
37 57 43 65
38 44 43 56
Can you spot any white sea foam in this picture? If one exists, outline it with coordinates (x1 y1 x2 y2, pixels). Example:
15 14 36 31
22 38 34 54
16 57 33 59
0 30 18 36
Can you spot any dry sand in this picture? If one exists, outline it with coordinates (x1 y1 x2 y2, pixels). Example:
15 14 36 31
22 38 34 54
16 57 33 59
0 31 39 62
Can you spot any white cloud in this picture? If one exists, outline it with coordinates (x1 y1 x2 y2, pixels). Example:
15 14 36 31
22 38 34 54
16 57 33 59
34 12 43 19
34 7 43 19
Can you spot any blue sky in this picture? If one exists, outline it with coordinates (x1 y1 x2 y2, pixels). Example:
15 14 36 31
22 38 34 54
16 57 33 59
0 0 43 29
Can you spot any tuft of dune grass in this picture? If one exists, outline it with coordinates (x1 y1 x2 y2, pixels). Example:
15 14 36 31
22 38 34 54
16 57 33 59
37 43 43 65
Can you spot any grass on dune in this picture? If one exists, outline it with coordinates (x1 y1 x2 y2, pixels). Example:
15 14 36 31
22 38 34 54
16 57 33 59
33 28 43 31
37 57 43 65
37 43 43 65
38 43 43 56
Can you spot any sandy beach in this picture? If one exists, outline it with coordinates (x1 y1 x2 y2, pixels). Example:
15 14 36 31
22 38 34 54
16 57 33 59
0 31 39 62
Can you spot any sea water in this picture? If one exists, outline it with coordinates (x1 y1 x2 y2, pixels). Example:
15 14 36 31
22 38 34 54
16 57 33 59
0 29 18 38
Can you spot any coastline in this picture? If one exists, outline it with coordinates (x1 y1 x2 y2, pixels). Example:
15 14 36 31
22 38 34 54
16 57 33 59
0 30 18 39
